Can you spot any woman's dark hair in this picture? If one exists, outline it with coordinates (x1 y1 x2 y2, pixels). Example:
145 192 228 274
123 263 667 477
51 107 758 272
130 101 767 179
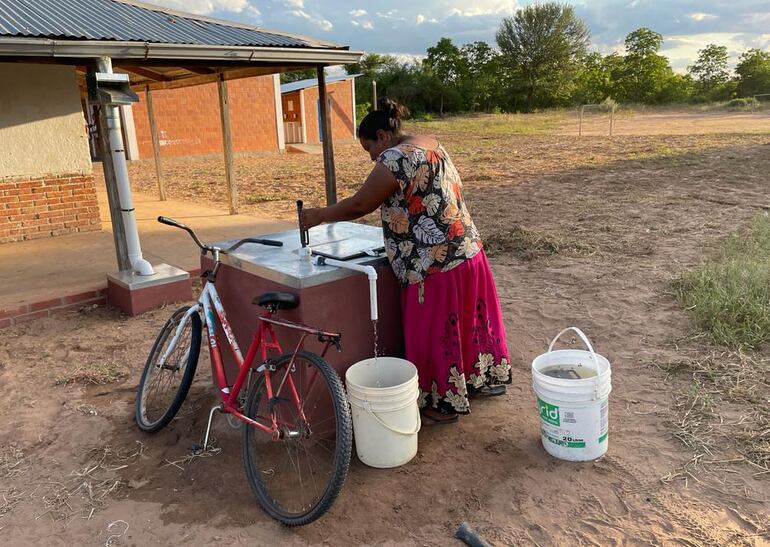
358 98 409 140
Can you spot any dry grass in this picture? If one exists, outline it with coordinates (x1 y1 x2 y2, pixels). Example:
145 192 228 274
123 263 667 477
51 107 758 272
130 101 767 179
54 361 127 386
483 224 593 260
656 350 770 476
37 442 145 522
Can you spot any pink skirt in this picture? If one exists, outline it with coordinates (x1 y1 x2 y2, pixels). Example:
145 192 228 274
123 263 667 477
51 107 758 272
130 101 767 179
400 250 511 414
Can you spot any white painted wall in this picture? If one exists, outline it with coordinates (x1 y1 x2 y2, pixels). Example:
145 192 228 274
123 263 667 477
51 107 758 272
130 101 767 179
0 63 92 178
272 74 286 151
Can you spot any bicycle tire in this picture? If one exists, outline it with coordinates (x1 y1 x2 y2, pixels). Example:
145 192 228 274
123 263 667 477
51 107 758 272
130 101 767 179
241 351 352 526
135 305 201 432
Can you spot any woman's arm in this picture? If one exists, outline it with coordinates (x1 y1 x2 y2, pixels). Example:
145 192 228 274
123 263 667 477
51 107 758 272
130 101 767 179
300 162 399 228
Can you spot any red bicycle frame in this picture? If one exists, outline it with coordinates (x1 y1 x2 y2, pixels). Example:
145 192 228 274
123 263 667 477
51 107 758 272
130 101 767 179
194 280 340 440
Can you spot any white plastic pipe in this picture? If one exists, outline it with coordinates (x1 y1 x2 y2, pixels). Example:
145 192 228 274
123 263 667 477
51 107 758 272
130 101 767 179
97 57 154 276
317 257 378 321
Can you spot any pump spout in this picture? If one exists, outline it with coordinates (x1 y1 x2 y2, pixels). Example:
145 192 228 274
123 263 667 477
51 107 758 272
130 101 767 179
316 256 378 321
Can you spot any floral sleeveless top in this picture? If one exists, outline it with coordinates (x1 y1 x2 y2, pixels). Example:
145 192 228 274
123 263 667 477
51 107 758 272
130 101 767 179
378 142 482 286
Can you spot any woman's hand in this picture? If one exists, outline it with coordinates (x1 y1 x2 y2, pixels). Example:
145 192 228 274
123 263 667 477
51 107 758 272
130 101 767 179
300 207 326 229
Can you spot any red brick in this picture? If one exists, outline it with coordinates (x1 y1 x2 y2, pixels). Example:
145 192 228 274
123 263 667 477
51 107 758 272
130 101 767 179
54 298 106 314
62 290 101 305
29 297 64 312
11 309 50 324
0 304 29 319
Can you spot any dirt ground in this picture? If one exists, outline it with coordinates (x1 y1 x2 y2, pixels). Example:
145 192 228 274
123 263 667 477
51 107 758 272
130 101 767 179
2 109 769 546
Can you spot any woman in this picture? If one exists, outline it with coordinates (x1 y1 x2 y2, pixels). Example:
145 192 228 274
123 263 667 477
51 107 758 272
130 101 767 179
301 99 510 424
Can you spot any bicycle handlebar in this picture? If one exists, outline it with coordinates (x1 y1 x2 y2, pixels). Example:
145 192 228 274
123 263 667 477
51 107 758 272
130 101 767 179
157 216 283 255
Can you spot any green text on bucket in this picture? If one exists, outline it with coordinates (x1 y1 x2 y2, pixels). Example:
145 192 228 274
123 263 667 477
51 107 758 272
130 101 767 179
538 398 560 426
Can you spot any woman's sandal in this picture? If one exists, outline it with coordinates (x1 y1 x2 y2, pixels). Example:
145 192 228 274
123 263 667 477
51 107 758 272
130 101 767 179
469 384 507 398
420 407 459 426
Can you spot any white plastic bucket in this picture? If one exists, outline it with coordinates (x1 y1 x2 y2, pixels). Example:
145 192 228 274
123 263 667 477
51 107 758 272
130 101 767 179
345 357 421 468
532 327 612 461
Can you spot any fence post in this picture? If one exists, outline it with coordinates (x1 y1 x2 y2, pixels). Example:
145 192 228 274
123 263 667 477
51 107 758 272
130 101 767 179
579 106 584 137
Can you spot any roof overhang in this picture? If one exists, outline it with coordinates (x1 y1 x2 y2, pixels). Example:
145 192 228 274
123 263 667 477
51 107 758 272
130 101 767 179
0 37 362 64
0 37 363 91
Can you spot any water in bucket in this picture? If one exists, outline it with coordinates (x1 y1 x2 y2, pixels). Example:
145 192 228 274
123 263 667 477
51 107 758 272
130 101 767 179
540 364 597 380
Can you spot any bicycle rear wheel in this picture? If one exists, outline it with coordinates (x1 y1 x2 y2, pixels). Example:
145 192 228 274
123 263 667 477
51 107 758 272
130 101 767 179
135 306 201 432
242 351 352 526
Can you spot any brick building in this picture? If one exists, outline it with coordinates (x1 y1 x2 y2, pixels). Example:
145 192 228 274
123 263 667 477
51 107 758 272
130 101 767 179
280 75 359 145
1 0 360 247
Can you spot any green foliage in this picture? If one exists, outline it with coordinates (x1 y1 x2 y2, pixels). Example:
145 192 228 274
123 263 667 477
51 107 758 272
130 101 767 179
356 101 371 125
496 3 590 110
280 68 317 84
726 97 762 110
675 215 770 349
615 28 678 103
735 49 770 98
347 6 767 115
688 44 731 99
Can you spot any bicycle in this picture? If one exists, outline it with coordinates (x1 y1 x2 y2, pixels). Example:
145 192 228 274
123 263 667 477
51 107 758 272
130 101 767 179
135 216 353 526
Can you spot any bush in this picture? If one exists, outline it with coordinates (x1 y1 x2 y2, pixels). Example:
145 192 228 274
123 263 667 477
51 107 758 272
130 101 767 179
675 215 770 349
726 97 761 110
355 102 371 128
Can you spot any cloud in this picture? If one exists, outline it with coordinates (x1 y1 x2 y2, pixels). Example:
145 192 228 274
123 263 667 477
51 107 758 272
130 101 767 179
288 9 333 31
417 14 425 25
350 9 367 17
362 20 374 30
145 0 250 15
690 13 717 22
284 0 304 7
446 1 517 17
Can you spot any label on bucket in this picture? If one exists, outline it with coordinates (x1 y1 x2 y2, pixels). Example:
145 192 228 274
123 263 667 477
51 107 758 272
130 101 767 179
537 397 608 450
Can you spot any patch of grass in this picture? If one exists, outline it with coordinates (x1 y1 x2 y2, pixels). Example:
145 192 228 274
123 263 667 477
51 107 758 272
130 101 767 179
726 97 763 111
484 224 592 260
245 191 292 204
674 215 770 349
38 442 144 522
656 350 770 473
54 361 127 386
407 111 565 136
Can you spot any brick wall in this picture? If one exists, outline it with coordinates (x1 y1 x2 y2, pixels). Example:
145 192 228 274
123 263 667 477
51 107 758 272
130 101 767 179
132 75 279 158
303 79 355 144
0 174 101 244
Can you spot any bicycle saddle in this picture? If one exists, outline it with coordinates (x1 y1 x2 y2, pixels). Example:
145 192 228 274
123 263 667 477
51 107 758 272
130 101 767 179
253 292 299 310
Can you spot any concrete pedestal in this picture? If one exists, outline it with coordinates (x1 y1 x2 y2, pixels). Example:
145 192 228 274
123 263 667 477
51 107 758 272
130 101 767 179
107 263 192 316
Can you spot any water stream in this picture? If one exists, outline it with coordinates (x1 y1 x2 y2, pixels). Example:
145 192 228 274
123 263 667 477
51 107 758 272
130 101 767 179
372 319 382 388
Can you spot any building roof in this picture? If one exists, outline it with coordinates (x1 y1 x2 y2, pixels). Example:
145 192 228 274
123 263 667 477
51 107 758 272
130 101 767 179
281 74 360 94
0 0 362 90
0 0 339 49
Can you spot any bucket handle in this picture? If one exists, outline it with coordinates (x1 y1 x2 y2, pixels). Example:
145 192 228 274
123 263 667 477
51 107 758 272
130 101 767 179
548 327 599 368
363 401 422 436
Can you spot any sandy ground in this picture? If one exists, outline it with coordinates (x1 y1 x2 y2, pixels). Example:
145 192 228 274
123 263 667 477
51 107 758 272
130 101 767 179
2 110 769 546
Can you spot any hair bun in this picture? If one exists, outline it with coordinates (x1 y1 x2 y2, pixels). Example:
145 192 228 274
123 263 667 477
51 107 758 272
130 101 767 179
377 98 408 121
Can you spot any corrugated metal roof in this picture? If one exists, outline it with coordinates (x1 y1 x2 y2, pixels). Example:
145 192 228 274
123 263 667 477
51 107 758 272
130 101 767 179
0 0 342 49
281 73 360 94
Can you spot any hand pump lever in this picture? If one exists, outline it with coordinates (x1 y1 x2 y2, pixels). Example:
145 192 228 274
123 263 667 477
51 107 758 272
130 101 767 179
296 200 311 259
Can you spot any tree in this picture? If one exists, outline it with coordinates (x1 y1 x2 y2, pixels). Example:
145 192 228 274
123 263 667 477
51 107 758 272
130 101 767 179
458 41 501 111
616 28 677 103
346 53 399 108
735 49 770 98
688 44 731 101
280 68 317 84
496 3 590 110
425 38 464 114
572 52 623 104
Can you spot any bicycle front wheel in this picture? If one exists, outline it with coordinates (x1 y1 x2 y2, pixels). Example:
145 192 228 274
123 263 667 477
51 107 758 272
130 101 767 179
135 305 201 432
242 351 352 526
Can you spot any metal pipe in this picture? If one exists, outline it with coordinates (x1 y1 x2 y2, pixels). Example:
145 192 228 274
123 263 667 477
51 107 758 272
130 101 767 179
317 256 378 321
97 56 154 276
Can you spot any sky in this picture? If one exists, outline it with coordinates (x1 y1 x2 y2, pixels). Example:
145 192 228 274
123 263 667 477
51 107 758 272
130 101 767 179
146 0 770 72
